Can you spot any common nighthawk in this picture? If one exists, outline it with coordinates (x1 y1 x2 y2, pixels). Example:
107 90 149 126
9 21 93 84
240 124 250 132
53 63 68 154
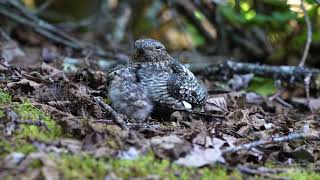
108 38 207 120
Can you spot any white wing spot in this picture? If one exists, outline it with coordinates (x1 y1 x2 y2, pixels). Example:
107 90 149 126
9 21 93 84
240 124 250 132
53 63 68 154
182 101 192 109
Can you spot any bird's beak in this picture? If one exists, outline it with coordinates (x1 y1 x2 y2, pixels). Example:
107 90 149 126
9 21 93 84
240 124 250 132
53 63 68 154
136 47 144 55
132 46 144 61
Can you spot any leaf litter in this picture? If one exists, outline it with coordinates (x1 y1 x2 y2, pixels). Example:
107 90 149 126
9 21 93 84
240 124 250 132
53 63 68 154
0 34 319 179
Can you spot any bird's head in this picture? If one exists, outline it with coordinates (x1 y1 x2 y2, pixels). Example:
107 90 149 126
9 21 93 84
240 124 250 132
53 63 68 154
132 38 171 62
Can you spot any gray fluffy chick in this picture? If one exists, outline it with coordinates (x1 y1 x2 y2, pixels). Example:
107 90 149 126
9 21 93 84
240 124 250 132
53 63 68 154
107 38 207 120
108 67 153 120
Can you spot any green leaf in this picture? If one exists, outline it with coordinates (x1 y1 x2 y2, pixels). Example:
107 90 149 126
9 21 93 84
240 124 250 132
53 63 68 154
219 6 246 24
247 76 277 97
272 11 297 22
252 14 271 24
185 22 205 47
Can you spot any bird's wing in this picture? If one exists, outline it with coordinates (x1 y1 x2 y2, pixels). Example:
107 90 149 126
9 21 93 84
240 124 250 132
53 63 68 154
135 63 182 108
167 59 207 105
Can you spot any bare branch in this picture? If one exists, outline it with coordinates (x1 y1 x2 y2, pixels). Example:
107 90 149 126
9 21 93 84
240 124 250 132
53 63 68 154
94 97 128 129
188 60 320 91
222 132 319 154
14 119 49 130
0 0 114 58
237 165 289 180
299 0 312 67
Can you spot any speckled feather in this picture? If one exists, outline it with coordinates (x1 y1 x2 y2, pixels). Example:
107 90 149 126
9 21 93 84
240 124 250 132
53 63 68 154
107 39 207 119
167 59 207 105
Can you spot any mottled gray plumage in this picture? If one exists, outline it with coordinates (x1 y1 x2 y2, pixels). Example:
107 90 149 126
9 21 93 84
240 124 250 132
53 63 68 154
108 38 207 120
108 67 153 120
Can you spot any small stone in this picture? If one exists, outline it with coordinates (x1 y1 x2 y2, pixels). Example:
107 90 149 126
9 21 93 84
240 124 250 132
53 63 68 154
5 152 25 168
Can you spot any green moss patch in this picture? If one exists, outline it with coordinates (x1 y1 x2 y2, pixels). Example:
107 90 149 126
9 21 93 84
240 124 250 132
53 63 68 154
0 139 36 157
0 89 12 104
56 154 108 179
14 100 62 141
280 170 320 180
55 153 241 180
0 89 62 141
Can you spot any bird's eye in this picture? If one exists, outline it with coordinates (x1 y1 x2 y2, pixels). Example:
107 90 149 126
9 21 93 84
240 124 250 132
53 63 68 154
155 46 162 49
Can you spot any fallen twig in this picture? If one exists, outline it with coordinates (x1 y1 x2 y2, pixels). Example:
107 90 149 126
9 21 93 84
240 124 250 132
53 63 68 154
93 119 114 124
188 60 320 91
34 0 54 14
32 103 87 136
173 0 217 42
222 131 319 154
94 97 128 129
13 119 49 130
0 27 11 41
236 165 289 180
0 0 114 58
0 4 80 49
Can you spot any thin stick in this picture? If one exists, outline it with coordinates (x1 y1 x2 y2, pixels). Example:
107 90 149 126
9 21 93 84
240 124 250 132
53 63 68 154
236 165 289 180
14 119 49 130
222 132 319 154
7 0 82 45
0 6 80 49
299 0 312 67
0 27 11 41
94 97 128 129
35 0 54 14
0 0 114 58
188 60 320 91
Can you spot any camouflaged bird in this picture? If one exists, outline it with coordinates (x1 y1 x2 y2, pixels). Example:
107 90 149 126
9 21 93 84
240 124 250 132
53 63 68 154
107 38 207 120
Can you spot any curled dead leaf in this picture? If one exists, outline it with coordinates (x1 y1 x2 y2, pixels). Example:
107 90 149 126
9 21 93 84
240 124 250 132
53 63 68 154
204 95 228 113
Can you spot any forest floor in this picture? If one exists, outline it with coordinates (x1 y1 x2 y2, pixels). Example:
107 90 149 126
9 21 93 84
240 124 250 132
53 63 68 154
0 36 319 180
0 0 320 179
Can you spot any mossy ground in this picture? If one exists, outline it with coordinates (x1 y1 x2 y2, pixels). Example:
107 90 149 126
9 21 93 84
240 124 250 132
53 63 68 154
14 100 62 140
46 153 320 179
0 89 319 179
0 140 36 158
0 89 61 158
0 105 62 142
280 170 320 180
54 153 242 180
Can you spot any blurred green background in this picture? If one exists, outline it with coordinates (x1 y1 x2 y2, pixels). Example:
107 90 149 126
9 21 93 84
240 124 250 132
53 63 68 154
23 0 320 67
